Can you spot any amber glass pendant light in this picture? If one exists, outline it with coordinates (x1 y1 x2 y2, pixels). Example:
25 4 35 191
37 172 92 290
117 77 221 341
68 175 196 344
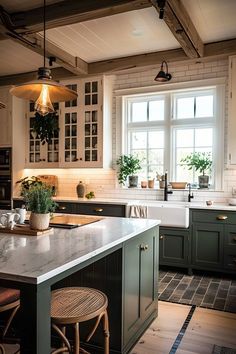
10 0 77 116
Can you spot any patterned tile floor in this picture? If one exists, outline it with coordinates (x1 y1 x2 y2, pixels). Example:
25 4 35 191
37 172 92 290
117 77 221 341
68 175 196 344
158 269 236 313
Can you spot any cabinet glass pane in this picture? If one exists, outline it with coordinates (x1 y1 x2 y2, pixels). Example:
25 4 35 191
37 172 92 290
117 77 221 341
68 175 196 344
72 126 77 136
92 94 97 105
92 124 97 135
65 84 77 107
65 138 70 150
72 138 77 149
85 95 90 105
92 81 98 92
65 113 70 124
85 111 90 122
85 137 90 149
85 124 90 136
65 126 70 136
92 150 97 161
92 137 97 148
85 82 91 93
92 111 97 122
85 150 90 161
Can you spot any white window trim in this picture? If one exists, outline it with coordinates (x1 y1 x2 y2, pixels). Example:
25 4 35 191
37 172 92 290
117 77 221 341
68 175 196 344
116 78 225 190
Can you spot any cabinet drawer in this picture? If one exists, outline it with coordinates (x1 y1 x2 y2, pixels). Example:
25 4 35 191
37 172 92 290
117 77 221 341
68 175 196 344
224 248 236 270
77 203 126 217
191 209 236 224
56 202 77 214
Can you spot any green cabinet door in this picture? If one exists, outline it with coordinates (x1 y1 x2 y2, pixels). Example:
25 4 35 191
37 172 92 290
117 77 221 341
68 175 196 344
123 227 158 351
159 227 189 267
192 222 224 270
224 225 236 271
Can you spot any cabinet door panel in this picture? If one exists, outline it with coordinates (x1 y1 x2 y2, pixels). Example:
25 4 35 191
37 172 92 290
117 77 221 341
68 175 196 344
159 227 189 266
140 232 156 315
192 223 224 269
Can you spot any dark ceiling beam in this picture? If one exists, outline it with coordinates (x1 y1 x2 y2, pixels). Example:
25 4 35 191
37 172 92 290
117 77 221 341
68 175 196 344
89 38 236 74
10 0 152 33
1 38 236 86
151 0 204 58
0 67 74 86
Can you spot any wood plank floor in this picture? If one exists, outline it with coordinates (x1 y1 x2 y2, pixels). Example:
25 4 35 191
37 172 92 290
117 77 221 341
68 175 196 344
3 301 236 354
131 301 236 354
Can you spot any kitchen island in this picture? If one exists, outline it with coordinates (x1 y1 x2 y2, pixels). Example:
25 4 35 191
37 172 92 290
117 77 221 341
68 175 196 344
0 216 160 354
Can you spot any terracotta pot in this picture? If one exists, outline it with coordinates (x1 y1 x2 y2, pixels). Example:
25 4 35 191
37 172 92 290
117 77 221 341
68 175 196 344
30 213 50 231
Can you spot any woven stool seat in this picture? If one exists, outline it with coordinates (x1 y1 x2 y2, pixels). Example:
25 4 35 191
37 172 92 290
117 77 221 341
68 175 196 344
51 287 109 354
0 288 20 354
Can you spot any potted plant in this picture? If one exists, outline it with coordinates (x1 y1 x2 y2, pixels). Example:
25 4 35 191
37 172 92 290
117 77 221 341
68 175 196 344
24 184 57 230
180 152 212 188
116 154 142 187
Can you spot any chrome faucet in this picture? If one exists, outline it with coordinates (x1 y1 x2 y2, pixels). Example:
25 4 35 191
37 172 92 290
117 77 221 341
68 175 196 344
164 171 173 201
188 183 194 202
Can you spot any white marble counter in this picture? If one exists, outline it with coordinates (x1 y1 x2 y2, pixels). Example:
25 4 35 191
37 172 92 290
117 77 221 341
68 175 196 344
0 216 160 284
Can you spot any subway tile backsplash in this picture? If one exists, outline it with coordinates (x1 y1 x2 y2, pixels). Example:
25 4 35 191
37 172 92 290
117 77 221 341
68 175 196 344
16 57 236 204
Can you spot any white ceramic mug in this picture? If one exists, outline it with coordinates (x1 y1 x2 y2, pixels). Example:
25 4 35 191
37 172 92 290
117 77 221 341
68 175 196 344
0 212 20 229
15 208 27 224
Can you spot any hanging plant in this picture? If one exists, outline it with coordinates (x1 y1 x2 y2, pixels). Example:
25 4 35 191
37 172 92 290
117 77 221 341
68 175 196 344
32 112 59 145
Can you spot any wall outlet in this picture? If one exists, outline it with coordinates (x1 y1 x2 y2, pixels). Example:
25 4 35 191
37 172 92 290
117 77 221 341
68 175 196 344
232 187 236 195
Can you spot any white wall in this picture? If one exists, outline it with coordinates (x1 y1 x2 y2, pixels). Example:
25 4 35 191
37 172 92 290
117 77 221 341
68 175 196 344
16 56 236 203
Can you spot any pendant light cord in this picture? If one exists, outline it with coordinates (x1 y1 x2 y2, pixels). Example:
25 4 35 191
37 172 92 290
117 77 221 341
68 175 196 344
43 0 46 67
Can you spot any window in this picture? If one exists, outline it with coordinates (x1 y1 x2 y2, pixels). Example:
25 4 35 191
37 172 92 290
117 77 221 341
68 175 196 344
121 83 224 189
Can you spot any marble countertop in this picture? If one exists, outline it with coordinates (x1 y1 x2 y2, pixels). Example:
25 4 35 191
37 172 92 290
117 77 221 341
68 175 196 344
0 215 160 285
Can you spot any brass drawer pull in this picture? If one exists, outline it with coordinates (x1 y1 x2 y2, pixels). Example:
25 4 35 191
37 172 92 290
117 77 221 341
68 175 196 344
58 206 66 210
94 208 103 212
140 244 149 251
216 215 228 220
160 235 164 240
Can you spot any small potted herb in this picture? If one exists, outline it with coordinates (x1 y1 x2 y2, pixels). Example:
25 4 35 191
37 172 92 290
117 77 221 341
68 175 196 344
24 184 57 230
180 152 212 188
116 154 142 187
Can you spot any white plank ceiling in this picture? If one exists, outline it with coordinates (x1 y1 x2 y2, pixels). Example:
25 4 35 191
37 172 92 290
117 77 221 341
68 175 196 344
45 7 180 62
0 0 236 76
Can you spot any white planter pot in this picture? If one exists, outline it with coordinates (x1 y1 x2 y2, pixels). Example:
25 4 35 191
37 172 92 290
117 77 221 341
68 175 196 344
30 213 50 231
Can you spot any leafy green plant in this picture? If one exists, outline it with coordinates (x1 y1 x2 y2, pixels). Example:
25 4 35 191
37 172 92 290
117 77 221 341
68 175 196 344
116 154 142 185
16 176 43 196
24 184 57 214
32 112 59 145
180 152 212 175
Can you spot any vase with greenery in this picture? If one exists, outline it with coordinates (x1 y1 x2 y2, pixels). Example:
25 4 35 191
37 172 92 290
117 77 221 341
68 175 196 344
180 152 212 188
24 184 57 230
116 154 142 187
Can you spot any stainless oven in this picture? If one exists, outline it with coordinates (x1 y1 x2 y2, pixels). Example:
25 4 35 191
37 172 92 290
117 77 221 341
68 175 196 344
0 148 12 209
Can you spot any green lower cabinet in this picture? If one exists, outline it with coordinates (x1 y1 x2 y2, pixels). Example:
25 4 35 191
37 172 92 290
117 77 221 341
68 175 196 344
192 222 224 270
123 227 158 353
159 227 189 267
224 225 236 271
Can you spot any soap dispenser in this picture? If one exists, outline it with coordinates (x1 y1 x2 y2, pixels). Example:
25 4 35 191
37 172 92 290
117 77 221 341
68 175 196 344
77 181 85 198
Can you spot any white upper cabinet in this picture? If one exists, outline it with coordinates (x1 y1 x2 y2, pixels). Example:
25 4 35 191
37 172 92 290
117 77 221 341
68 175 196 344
228 55 236 166
25 75 114 169
0 86 12 147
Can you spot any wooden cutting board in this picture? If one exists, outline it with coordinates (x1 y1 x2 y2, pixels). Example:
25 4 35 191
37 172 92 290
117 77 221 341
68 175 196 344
0 224 54 236
49 215 103 227
37 175 58 195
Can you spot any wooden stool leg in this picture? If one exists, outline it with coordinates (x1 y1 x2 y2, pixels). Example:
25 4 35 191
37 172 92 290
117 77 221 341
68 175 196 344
103 310 109 354
0 344 5 354
74 322 80 354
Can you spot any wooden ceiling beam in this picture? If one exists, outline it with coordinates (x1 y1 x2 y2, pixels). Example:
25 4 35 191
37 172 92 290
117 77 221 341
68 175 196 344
151 0 204 58
0 67 74 86
10 0 152 33
89 38 236 74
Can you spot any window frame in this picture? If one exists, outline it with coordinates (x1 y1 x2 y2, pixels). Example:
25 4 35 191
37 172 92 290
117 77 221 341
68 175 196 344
116 78 225 190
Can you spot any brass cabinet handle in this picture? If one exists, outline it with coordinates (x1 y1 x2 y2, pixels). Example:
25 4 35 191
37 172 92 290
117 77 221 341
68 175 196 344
160 235 164 240
58 206 66 210
216 215 228 220
140 244 149 251
94 208 103 212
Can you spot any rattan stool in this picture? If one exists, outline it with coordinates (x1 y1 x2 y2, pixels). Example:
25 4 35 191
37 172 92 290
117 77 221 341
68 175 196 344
0 287 20 354
51 287 109 354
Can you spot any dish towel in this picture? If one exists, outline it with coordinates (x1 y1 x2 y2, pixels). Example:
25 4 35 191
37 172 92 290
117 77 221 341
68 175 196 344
129 205 148 218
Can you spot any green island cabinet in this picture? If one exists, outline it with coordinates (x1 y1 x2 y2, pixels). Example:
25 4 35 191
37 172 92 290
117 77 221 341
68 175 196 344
159 226 190 269
52 227 159 354
190 209 236 273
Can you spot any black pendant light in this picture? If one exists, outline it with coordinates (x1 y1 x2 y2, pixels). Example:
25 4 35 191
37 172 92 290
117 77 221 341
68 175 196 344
10 0 77 116
154 61 172 82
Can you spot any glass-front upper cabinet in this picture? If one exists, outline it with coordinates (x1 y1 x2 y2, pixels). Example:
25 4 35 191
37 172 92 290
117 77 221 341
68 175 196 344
60 78 102 167
26 101 59 168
